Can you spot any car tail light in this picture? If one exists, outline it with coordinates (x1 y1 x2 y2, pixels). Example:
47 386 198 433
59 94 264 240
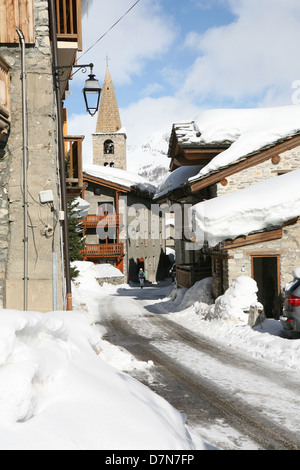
286 295 300 307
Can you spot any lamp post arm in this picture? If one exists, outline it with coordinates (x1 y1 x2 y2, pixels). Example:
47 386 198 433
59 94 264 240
55 63 95 81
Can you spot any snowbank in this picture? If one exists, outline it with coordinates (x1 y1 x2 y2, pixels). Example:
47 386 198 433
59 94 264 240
205 277 258 323
160 274 300 373
73 260 123 279
0 308 197 450
191 169 300 247
0 261 203 450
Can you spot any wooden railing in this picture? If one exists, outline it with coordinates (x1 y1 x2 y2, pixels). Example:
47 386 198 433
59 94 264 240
81 214 123 229
56 0 82 50
84 243 124 258
0 55 10 136
64 135 84 188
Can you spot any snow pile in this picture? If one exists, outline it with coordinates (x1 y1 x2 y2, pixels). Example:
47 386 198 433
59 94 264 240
178 278 214 314
171 106 300 181
83 163 157 195
191 169 300 247
205 277 258 323
0 308 197 450
73 261 124 279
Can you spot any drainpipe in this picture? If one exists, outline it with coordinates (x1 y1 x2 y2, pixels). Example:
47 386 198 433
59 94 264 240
48 0 72 310
16 28 29 311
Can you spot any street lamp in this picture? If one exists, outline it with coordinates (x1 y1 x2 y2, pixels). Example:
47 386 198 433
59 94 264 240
82 67 102 116
55 63 102 116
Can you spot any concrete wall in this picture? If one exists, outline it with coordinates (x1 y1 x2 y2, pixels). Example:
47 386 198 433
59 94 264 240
0 1 63 312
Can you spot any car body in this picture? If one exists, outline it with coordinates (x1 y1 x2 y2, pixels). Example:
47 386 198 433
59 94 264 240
280 268 300 333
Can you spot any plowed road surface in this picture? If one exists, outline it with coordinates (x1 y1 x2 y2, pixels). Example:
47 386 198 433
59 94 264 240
98 284 300 450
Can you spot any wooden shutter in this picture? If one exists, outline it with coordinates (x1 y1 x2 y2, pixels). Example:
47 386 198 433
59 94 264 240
0 0 35 44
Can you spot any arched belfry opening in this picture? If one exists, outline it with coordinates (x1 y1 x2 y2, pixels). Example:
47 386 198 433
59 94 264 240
104 139 114 154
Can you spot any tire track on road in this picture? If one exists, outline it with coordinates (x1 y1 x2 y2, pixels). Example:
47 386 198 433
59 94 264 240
100 298 300 450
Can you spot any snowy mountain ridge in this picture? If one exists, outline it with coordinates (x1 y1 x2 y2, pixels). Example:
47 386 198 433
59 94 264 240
127 130 171 185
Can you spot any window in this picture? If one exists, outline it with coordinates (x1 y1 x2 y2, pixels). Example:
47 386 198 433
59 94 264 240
104 140 114 154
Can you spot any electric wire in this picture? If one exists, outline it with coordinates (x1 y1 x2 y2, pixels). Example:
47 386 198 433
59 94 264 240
77 0 141 61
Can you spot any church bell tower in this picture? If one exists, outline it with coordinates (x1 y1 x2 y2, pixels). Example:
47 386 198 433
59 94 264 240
92 65 127 170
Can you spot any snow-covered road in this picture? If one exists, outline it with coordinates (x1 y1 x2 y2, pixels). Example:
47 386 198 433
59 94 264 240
97 283 300 451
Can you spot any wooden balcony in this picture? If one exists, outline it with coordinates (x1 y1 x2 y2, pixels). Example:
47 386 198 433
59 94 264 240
56 0 82 50
64 135 84 199
81 214 123 229
0 55 10 139
84 243 124 259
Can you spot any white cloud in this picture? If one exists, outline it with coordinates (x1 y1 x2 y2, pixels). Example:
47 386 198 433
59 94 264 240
76 0 177 87
68 0 300 161
140 82 165 98
120 96 200 146
181 0 300 105
68 95 200 164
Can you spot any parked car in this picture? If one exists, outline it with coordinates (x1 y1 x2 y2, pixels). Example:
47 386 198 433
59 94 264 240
280 268 300 332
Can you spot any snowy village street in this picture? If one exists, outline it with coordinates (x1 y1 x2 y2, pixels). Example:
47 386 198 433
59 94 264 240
95 281 300 451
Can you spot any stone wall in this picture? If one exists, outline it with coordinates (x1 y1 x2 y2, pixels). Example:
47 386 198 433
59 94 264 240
215 145 300 197
212 222 300 312
92 133 127 170
0 1 63 311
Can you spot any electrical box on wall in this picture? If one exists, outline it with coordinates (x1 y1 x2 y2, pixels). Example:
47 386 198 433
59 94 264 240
39 190 54 204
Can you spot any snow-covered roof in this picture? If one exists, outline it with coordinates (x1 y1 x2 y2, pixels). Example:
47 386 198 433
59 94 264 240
83 164 156 195
172 105 300 182
191 169 300 247
154 165 203 199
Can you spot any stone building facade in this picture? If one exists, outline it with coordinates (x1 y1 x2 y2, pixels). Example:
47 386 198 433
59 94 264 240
161 111 300 321
211 216 300 319
82 170 167 284
213 141 300 197
0 1 64 311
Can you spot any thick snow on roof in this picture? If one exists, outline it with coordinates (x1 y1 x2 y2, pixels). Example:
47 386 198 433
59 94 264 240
173 105 300 181
83 164 156 195
191 169 300 247
154 165 203 199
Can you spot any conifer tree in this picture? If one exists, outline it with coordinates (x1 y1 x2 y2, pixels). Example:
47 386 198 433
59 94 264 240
67 199 85 280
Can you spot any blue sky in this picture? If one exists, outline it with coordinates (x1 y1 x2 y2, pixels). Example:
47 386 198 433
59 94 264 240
67 0 300 151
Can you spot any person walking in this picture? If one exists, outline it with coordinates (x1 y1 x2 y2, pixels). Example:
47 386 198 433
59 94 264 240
138 268 145 289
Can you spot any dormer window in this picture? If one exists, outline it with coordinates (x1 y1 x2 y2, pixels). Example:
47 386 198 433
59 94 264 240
104 139 114 154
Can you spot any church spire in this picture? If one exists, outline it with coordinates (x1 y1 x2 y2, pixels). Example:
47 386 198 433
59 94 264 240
96 65 122 133
92 63 127 171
